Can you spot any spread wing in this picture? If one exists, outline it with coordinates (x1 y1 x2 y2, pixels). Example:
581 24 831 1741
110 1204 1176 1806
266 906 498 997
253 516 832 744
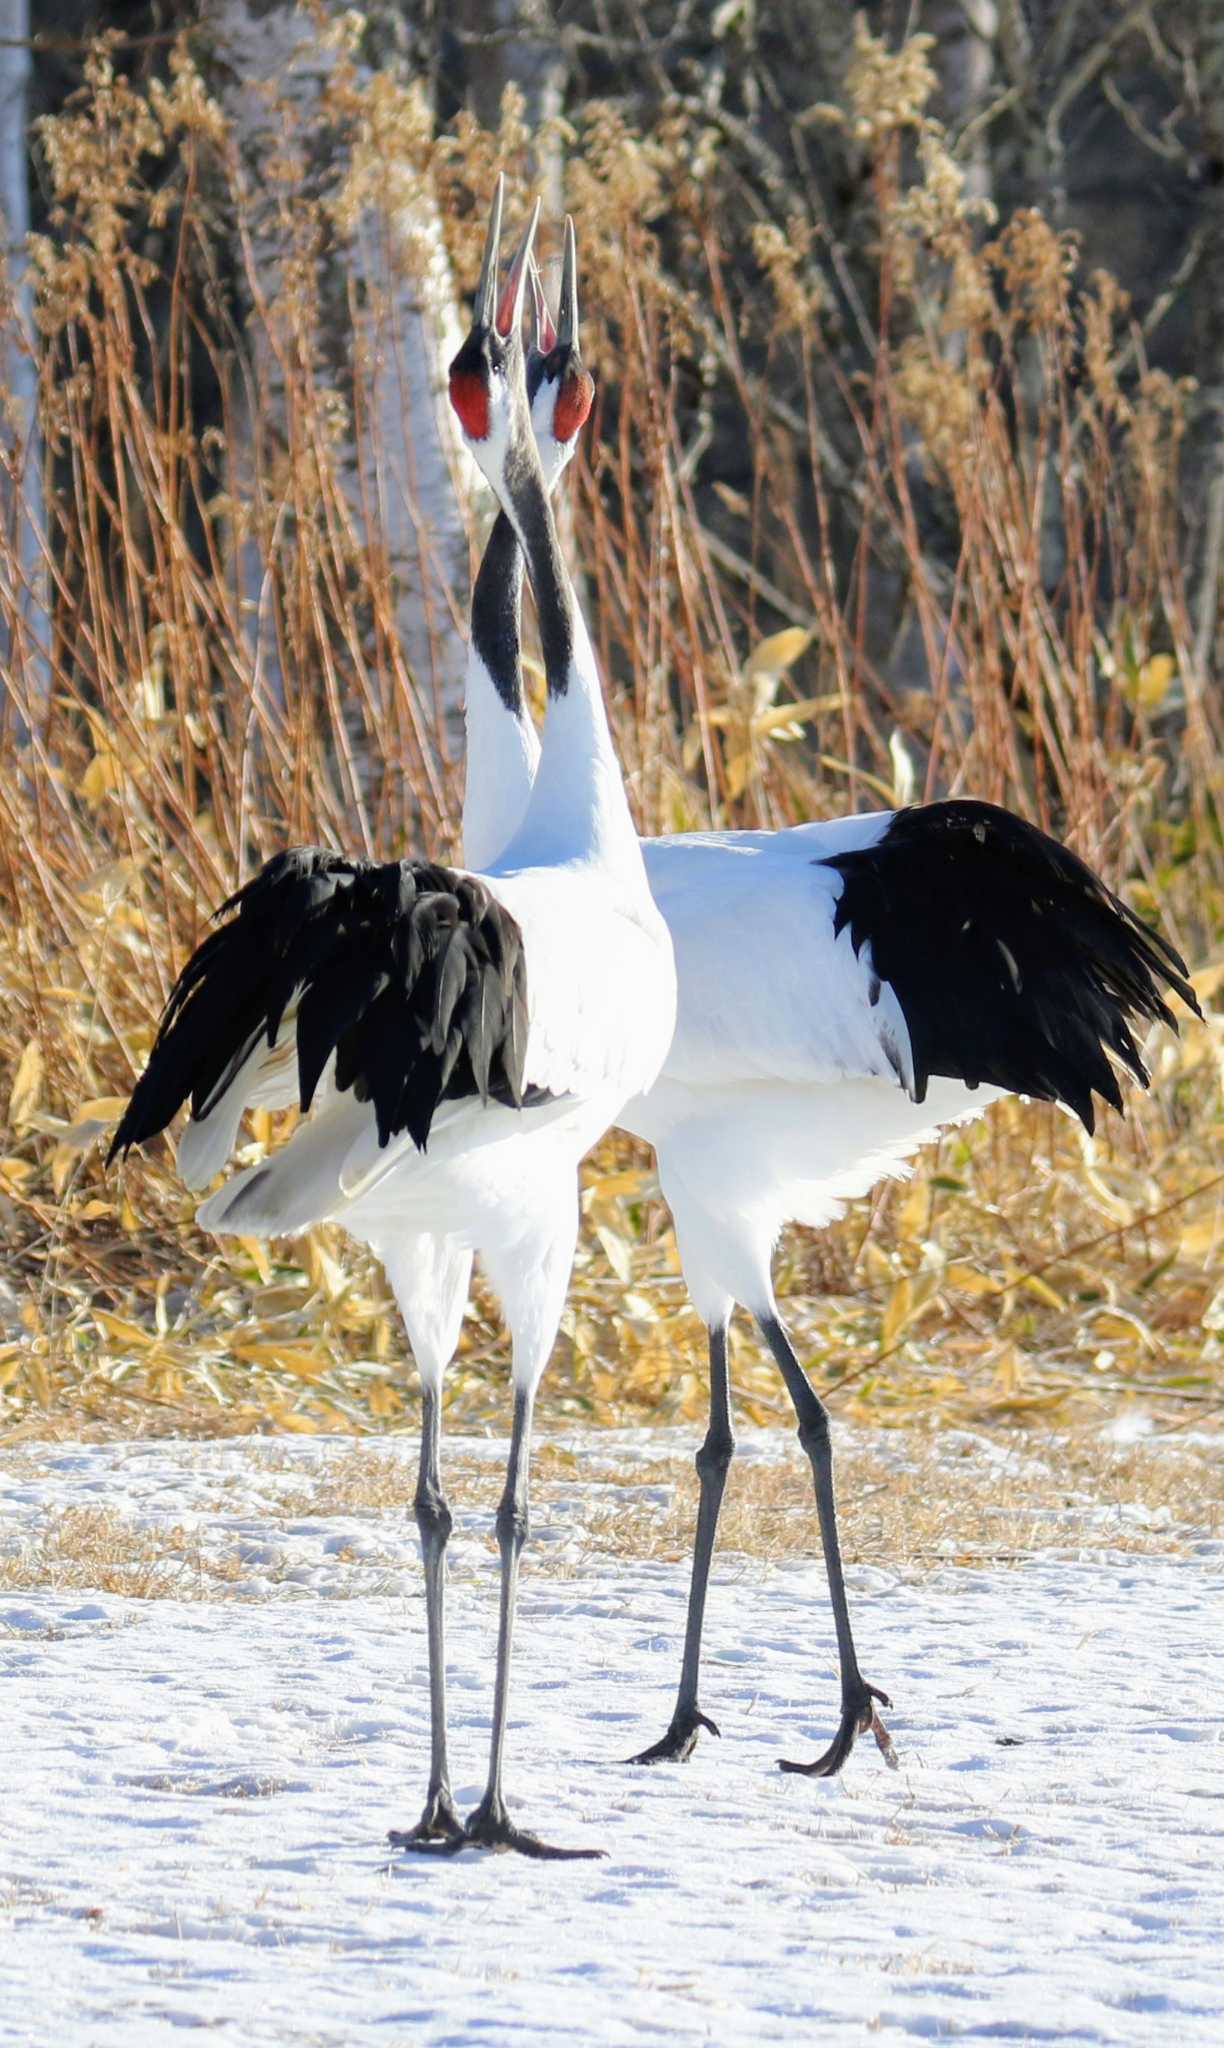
109 849 537 1171
644 802 1196 1132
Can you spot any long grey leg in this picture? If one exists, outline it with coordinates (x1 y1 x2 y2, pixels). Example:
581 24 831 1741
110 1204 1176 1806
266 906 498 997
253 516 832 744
758 1314 896 1778
628 1322 733 1763
464 1386 603 1859
389 1384 464 1848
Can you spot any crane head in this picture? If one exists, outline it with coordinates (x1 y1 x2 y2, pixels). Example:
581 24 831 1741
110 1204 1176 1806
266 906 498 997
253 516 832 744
449 175 539 448
527 216 595 476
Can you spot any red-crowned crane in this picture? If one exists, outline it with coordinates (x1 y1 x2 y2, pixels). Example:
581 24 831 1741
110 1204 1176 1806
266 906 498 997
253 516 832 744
110 185 676 1860
456 230 1202 1778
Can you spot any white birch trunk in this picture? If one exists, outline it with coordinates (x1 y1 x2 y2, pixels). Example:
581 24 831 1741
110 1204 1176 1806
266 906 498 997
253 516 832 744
0 0 49 725
211 0 471 749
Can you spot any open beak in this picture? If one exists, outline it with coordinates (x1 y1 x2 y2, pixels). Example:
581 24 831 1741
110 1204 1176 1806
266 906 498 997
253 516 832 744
494 197 541 339
527 255 557 354
474 173 505 331
556 216 579 351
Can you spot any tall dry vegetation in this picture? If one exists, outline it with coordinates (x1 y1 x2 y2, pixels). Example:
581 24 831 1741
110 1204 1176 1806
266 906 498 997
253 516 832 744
0 24 1221 1438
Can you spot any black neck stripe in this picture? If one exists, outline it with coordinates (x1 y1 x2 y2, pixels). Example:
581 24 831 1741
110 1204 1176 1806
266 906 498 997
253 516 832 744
471 513 524 714
504 443 574 693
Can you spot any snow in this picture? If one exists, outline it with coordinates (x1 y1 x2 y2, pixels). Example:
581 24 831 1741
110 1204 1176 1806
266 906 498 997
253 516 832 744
1 1432 1222 2047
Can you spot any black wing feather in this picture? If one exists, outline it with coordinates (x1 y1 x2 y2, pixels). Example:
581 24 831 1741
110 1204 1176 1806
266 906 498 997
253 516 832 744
822 800 1199 1131
109 851 538 1163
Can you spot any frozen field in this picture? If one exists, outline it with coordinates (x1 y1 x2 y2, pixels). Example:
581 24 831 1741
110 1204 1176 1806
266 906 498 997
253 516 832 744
0 1427 1221 2046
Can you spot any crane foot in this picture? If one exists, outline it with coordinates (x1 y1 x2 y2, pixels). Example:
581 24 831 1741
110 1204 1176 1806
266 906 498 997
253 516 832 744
625 1703 721 1765
778 1680 896 1779
388 1787 466 1851
462 1791 606 1861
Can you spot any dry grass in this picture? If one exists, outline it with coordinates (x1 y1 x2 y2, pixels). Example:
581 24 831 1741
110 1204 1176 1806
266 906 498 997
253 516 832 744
2 1431 1217 1605
1 28 1222 1441
0 1504 242 1598
531 1432 1224 1572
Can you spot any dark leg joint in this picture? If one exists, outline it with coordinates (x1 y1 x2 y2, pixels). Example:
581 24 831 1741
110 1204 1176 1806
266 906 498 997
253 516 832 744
494 1497 529 1554
795 1401 830 1462
695 1425 734 1485
414 1485 453 1546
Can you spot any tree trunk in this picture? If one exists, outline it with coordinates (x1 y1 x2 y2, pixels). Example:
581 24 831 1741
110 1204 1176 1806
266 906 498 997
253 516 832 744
212 0 471 758
0 0 49 728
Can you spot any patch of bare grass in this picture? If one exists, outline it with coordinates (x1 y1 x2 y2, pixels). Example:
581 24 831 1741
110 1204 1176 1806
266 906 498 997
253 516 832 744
1 1431 1216 1607
175 1432 1224 1572
536 1432 1224 1572
0 1505 241 1600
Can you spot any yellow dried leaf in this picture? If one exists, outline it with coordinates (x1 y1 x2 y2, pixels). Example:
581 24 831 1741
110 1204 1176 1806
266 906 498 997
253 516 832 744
75 1096 129 1121
50 1144 79 1197
620 1291 659 1324
724 744 754 800
881 1265 941 1349
681 722 705 773
1133 653 1177 709
751 692 843 737
368 1381 402 1418
945 1262 998 1298
743 626 814 681
278 1353 330 1382
237 1237 272 1283
233 1341 327 1377
1022 1274 1065 1310
1189 960 1224 1001
593 1223 633 1284
881 1275 912 1351
897 1177 929 1240
94 1311 154 1347
8 1037 44 1129
815 754 898 804
992 1343 1023 1396
25 1354 51 1406
77 748 121 808
303 1237 349 1300
584 1168 651 1200
1179 1216 1223 1261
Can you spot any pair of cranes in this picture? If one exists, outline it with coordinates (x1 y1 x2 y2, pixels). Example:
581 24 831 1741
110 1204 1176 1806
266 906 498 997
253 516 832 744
111 180 1197 1861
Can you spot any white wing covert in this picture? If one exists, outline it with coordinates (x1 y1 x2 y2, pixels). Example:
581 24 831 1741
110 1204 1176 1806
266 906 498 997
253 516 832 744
642 817 908 1093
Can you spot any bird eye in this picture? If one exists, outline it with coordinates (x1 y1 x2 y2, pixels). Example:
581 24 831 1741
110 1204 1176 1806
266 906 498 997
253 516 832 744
448 328 508 441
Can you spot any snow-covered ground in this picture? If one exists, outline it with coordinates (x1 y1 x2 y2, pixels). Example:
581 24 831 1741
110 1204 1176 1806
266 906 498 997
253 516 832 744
1 1430 1221 2046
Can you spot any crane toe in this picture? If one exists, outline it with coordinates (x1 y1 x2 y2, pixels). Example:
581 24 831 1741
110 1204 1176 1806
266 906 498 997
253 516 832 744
387 1787 466 1852
778 1680 896 1779
625 1704 721 1765
463 1792 606 1861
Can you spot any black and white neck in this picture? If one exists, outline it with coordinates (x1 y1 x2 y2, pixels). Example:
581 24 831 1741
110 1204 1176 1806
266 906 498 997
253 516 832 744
449 198 641 879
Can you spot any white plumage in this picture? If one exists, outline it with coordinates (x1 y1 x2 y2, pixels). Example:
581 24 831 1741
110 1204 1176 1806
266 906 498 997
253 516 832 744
455 238 1199 1780
623 819 992 1321
111 186 675 1861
